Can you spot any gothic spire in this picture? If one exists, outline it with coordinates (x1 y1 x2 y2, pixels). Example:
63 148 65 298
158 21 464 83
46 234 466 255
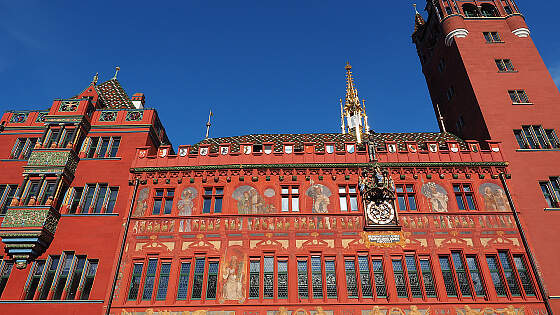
344 62 362 113
413 4 425 32
341 63 369 143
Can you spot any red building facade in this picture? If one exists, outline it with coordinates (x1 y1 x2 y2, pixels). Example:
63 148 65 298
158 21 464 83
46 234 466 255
0 0 555 314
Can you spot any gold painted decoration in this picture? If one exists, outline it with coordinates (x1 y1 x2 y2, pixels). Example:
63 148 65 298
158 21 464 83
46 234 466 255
361 231 409 248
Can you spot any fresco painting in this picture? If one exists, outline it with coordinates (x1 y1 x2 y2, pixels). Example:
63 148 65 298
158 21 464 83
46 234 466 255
233 185 275 214
421 182 448 212
133 188 149 217
479 183 511 211
178 187 197 216
219 247 246 303
306 182 331 213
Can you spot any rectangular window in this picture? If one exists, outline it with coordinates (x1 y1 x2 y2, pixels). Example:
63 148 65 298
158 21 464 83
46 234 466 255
263 256 274 298
508 90 530 104
24 180 41 205
10 138 38 160
372 258 387 298
191 258 205 299
451 252 472 297
40 256 60 300
496 59 515 72
396 184 417 211
206 261 219 299
281 186 300 212
392 259 408 298
82 184 96 213
202 187 223 214
66 256 86 300
297 259 309 299
486 256 507 296
142 258 158 300
249 259 260 299
325 258 337 298
74 184 119 214
0 184 18 214
0 259 13 298
419 258 436 297
53 253 74 299
498 251 521 296
128 263 144 300
466 256 486 297
345 258 359 298
61 129 76 148
152 188 174 215
439 256 458 297
339 185 358 212
278 259 288 299
405 255 422 298
25 260 45 300
156 262 171 300
484 32 502 43
40 180 57 205
540 177 560 208
358 256 373 298
453 184 476 210
515 126 559 150
86 136 121 158
46 129 62 148
177 261 191 300
311 256 323 299
80 260 97 300
513 255 535 296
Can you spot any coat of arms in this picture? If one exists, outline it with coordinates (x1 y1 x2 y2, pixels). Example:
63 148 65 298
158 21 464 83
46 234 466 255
359 166 400 230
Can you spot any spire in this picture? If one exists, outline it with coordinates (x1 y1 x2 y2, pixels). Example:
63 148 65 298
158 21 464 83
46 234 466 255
341 62 368 143
413 4 425 32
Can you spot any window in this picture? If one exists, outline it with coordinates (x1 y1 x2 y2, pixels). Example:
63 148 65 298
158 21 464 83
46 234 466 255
325 258 337 298
45 128 62 148
419 258 436 297
453 184 476 210
68 184 119 214
508 90 530 104
466 256 486 297
345 256 375 299
142 259 158 300
392 258 408 298
0 258 13 298
297 259 309 299
206 260 219 299
483 32 502 43
202 187 223 214
24 180 41 205
396 184 417 211
345 258 359 298
86 136 121 158
128 263 144 300
440 252 486 299
281 186 299 212
263 256 274 298
486 251 535 298
438 58 446 73
249 258 260 299
439 256 458 297
372 258 387 298
339 185 358 212
10 138 37 159
481 4 499 17
496 59 515 72
177 261 191 300
405 255 423 298
392 255 437 300
446 86 455 101
462 4 480 17
152 188 174 215
514 126 559 149
502 0 513 14
60 128 76 148
156 262 171 300
540 177 560 208
191 258 205 299
311 256 323 299
26 253 97 300
0 184 18 214
456 115 465 135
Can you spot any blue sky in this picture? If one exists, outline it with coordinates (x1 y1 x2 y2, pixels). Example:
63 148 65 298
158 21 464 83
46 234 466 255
1 0 559 147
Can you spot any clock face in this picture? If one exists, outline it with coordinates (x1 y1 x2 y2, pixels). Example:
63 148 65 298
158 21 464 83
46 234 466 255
366 201 395 225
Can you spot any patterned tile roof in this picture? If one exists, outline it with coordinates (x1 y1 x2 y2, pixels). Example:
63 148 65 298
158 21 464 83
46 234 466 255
193 132 466 153
95 79 135 109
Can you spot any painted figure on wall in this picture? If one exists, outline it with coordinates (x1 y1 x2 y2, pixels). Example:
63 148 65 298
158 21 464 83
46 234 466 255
178 187 197 216
480 183 511 211
421 182 448 212
233 185 275 214
132 188 149 217
306 181 331 213
219 247 246 303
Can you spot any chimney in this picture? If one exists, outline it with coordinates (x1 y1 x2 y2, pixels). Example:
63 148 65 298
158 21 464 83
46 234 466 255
131 93 145 109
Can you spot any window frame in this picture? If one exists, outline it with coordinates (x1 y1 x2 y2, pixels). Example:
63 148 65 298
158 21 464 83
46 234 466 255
508 90 530 104
281 185 300 212
514 126 558 150
453 184 477 210
395 183 418 211
338 185 359 212
495 59 515 72
540 177 560 208
67 184 119 214
202 187 223 214
151 188 175 215
85 136 121 158
0 184 19 215
10 138 38 160
483 32 502 43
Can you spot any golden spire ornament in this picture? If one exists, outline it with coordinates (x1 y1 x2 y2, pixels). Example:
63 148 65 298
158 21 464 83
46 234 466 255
341 62 369 143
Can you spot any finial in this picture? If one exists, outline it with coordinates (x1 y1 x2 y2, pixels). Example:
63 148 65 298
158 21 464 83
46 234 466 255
205 109 213 139
91 72 98 85
413 3 419 14
113 66 120 79
345 62 352 71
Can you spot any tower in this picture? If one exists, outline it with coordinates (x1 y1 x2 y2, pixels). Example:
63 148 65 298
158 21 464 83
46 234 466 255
413 0 560 311
341 63 370 143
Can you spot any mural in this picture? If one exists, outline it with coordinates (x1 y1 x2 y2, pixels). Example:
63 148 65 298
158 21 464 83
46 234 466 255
306 182 331 213
132 220 175 234
421 182 448 212
219 247 246 303
479 183 510 211
133 188 149 217
233 185 275 214
178 187 197 216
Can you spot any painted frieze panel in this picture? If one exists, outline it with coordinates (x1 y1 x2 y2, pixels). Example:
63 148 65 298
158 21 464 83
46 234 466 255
479 183 510 211
421 182 449 212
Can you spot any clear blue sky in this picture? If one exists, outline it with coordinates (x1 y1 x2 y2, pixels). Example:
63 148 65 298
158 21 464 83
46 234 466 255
1 0 559 147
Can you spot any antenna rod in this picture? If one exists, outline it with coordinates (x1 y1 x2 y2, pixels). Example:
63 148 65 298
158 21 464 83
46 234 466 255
205 109 213 139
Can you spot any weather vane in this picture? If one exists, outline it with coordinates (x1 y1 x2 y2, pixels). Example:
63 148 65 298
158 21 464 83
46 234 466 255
205 109 213 139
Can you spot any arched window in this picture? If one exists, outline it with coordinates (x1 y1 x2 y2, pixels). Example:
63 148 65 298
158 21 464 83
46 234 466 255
481 4 499 17
462 4 480 17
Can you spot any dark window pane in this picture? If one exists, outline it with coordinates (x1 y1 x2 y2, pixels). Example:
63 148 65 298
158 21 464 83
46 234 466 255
214 197 222 213
163 199 173 215
358 256 372 297
191 258 205 299
456 195 466 210
420 259 436 297
405 255 422 298
93 185 107 213
345 259 358 298
372 259 387 297
206 261 219 299
152 199 162 215
156 263 171 300
142 259 158 300
108 137 120 157
202 198 211 213
392 259 408 298
486 256 507 296
97 137 110 157
439 256 457 296
177 262 191 300
297 260 308 299
278 260 288 298
325 260 337 298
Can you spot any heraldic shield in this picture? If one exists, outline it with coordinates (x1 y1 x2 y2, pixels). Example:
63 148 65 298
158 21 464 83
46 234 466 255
359 166 401 231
